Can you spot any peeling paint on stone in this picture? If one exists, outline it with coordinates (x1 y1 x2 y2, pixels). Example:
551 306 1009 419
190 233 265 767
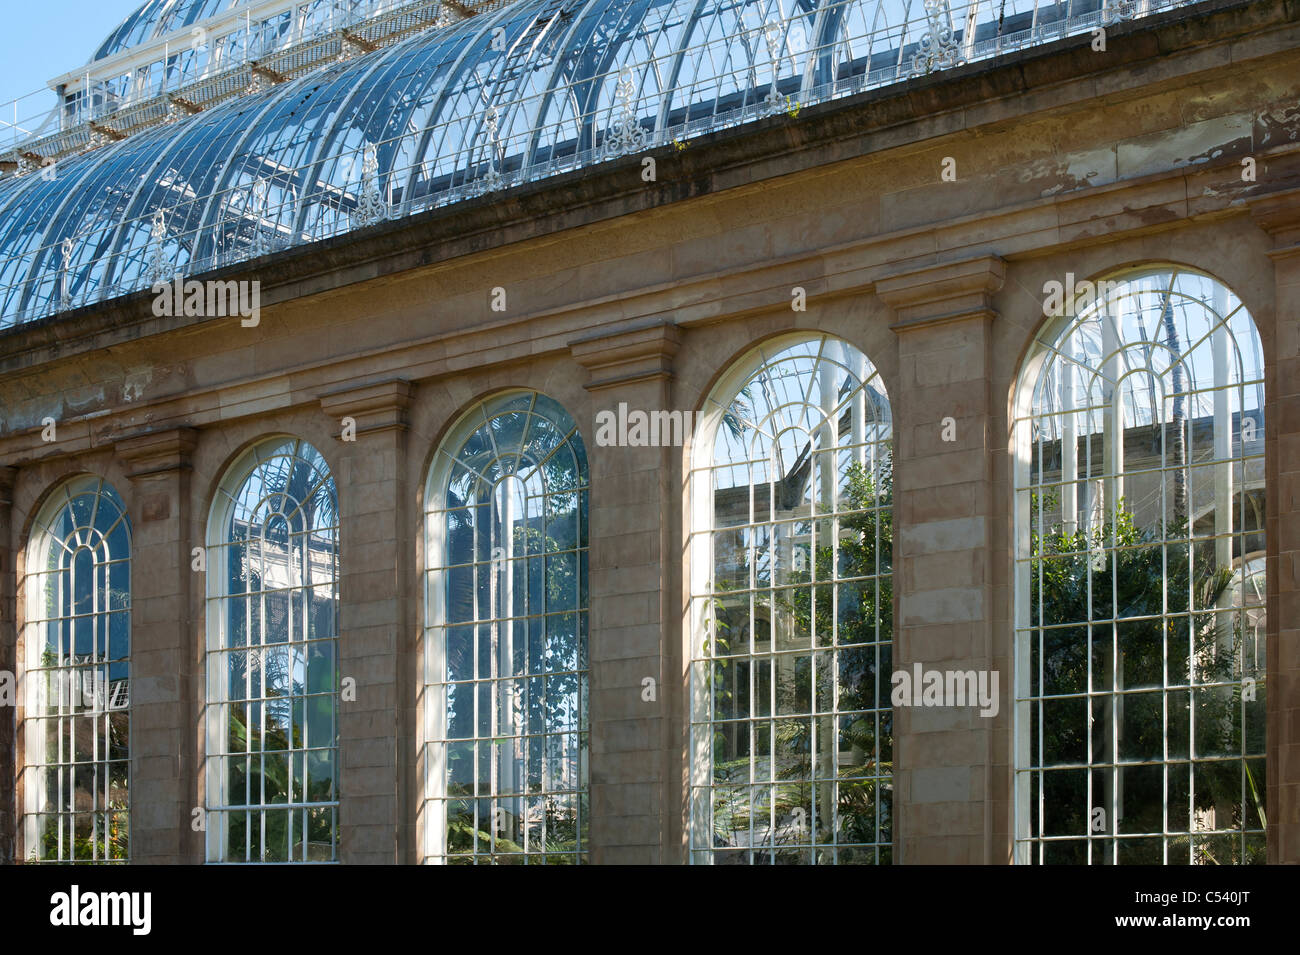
124 368 153 402
1117 114 1253 179
1256 106 1300 146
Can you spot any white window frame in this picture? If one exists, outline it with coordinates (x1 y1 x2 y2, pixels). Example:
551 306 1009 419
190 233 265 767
422 389 590 864
21 474 132 863
1011 266 1268 865
204 436 340 863
686 332 894 864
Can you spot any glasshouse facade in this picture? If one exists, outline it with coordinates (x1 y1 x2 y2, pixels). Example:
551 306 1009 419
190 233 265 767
0 0 1297 864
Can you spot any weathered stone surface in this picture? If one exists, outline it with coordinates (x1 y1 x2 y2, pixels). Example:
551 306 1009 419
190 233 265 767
0 0 1298 864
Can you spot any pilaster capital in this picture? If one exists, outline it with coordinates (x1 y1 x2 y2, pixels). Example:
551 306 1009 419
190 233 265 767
318 378 413 438
1248 187 1300 257
878 255 1006 332
569 320 682 391
116 427 198 479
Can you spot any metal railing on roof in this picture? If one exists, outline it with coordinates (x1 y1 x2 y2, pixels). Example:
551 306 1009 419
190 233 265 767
0 0 505 160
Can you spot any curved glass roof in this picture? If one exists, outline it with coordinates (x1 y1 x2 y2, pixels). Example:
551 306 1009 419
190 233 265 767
0 0 1192 329
94 0 248 62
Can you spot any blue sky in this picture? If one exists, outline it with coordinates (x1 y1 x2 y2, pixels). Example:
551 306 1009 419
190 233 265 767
0 1 135 117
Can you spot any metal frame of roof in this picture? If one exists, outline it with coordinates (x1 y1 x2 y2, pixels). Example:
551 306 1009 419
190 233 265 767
0 0 1191 329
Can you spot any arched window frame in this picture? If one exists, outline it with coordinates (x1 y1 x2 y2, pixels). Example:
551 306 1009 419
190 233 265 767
687 332 894 864
1011 265 1268 865
21 474 131 863
203 436 340 864
422 389 590 865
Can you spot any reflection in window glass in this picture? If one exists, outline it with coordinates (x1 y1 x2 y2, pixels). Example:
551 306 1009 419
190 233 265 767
205 438 339 863
424 391 589 864
689 334 893 864
23 476 131 863
1014 268 1266 864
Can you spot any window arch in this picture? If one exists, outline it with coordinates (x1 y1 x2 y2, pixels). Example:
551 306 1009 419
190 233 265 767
423 390 589 864
22 475 131 863
204 437 339 863
688 334 894 864
1013 266 1266 864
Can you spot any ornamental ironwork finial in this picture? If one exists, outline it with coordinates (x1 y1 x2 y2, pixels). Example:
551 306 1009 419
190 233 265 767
249 177 273 257
603 68 647 159
471 103 505 196
761 17 789 116
59 237 74 310
909 0 965 77
1101 0 1137 24
351 145 389 227
144 210 174 286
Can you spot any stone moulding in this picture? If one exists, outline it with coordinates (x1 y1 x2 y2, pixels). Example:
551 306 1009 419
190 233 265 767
318 378 415 437
878 255 1007 331
569 320 683 391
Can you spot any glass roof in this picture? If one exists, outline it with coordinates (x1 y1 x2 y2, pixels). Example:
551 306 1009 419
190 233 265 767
0 0 1193 329
94 0 250 62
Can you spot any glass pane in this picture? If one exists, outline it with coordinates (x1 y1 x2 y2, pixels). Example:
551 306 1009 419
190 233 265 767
1017 270 1266 865
206 439 338 863
426 392 589 863
691 336 892 864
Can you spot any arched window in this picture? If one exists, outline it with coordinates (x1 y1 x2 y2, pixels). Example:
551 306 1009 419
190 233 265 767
22 475 131 862
205 438 339 863
688 334 893 864
1013 267 1266 864
423 391 589 864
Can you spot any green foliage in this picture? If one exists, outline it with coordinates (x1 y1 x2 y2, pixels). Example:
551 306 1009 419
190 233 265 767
706 453 893 861
442 518 587 863
35 799 128 863
1029 492 1265 864
224 648 338 862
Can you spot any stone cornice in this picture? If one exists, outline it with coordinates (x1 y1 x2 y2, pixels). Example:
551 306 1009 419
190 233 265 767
879 255 1006 331
569 321 683 391
1248 186 1300 255
115 427 199 478
318 378 414 437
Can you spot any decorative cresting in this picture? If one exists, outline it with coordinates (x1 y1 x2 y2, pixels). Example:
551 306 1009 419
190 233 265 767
603 67 648 159
0 0 1196 326
204 438 340 863
22 476 131 863
143 210 173 287
350 145 390 228
688 334 894 864
1013 267 1267 865
909 0 964 76
471 103 506 197
423 391 590 864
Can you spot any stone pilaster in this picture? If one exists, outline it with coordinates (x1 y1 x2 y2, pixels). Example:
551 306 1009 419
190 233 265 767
569 320 682 863
1250 189 1300 864
878 255 1005 864
318 379 413 863
116 427 198 864
0 466 15 863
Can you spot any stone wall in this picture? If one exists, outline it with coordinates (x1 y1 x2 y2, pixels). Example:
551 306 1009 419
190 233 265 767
1 0 1298 863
